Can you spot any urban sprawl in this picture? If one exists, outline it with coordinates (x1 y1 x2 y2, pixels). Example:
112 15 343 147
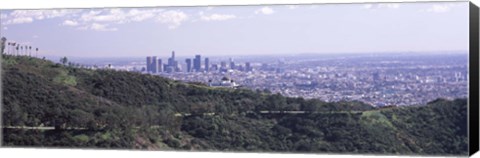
101 51 468 107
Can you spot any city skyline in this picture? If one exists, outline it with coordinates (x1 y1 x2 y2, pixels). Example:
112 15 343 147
137 52 468 107
0 1 469 57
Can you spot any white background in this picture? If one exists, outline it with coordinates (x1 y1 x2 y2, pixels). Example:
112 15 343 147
0 0 478 158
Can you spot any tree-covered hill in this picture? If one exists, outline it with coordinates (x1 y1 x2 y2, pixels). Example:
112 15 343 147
1 55 468 156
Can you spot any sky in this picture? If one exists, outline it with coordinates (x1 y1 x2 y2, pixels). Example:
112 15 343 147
0 1 469 58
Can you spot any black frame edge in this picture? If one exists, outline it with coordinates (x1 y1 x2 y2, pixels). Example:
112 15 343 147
470 1 480 156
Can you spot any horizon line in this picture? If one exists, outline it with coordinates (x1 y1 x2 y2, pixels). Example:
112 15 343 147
41 50 469 59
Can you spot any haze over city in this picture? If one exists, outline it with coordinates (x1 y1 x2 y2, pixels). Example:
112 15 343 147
0 2 468 57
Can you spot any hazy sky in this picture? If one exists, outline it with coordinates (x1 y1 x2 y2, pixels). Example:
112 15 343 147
0 1 469 57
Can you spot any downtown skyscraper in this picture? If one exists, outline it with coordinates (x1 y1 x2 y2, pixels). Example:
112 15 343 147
146 56 160 73
146 56 152 72
205 57 209 72
193 55 201 72
165 51 179 73
185 58 192 72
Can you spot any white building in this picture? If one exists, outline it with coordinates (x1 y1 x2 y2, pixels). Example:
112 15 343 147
208 76 239 88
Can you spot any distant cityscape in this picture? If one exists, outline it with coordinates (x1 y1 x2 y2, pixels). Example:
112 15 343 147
0 38 471 107
144 51 253 74
80 51 467 107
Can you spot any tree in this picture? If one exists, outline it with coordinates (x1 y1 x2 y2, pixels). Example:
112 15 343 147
15 45 19 56
1 37 6 54
12 43 15 55
7 42 10 55
35 48 39 57
29 46 32 56
60 56 68 65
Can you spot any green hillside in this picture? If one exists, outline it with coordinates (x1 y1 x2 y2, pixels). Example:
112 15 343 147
1 55 468 155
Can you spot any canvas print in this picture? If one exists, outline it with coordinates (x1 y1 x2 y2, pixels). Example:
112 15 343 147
0 1 472 156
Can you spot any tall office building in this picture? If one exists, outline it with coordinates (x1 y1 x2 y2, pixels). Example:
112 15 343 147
174 61 179 72
229 58 235 70
185 58 192 72
168 51 175 66
146 56 152 73
165 51 179 73
204 58 209 72
157 58 163 73
163 63 168 72
220 61 228 72
245 62 252 72
152 56 158 73
193 55 201 72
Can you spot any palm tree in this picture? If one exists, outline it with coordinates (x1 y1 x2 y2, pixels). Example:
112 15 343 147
1 37 6 54
16 45 19 56
13 43 16 55
9 42 13 55
7 42 10 55
29 46 32 57
36 48 38 57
